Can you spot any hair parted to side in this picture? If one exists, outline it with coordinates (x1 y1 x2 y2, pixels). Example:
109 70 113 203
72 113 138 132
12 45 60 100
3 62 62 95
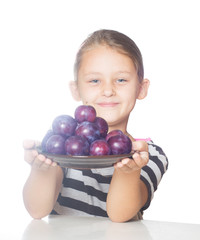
74 29 144 83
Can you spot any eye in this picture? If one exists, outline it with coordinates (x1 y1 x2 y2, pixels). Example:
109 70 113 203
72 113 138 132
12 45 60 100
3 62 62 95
116 78 127 83
89 79 100 84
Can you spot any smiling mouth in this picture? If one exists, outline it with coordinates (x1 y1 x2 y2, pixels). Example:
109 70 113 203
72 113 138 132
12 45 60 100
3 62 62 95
97 102 119 107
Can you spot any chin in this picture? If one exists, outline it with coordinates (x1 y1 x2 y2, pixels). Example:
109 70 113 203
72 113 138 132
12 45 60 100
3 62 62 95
96 109 127 126
96 111 114 122
100 116 123 129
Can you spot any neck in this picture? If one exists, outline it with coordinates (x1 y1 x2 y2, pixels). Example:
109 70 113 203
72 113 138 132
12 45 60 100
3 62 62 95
108 123 135 141
108 122 127 134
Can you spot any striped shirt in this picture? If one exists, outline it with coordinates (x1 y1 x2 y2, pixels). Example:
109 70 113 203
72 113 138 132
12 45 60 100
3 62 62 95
52 140 168 217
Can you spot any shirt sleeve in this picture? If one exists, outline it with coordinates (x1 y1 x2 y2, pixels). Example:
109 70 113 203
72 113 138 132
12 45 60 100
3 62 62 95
140 140 169 211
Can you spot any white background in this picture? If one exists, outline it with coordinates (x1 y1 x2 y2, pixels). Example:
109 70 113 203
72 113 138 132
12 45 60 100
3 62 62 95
0 0 200 227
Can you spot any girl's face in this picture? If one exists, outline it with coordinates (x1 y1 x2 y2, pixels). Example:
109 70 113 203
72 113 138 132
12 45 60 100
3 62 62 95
70 45 149 132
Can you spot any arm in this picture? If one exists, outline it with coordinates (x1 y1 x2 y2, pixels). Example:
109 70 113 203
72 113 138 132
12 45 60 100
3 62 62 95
106 141 149 222
23 140 64 219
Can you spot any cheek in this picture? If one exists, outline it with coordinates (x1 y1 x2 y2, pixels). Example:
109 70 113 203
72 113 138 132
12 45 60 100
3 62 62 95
121 89 138 109
79 89 98 104
120 86 138 101
125 96 137 109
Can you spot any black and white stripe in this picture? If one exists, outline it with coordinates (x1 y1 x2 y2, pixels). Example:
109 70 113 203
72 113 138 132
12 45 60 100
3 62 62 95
52 140 168 217
140 141 168 210
53 169 112 217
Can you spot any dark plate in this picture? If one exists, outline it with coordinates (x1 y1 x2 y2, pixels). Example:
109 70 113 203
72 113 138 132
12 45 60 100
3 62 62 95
36 147 133 169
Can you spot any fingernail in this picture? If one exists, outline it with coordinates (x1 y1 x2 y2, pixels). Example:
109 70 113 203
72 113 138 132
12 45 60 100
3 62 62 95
38 154 45 161
52 162 57 167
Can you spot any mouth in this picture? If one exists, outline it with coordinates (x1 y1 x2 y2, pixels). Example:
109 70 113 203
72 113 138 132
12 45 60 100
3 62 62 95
97 102 119 107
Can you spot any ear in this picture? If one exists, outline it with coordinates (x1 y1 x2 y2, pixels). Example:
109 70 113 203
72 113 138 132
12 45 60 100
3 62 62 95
137 78 150 100
69 81 81 101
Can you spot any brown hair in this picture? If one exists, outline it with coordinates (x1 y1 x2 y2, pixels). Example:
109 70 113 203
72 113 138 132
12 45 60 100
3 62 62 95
74 29 144 83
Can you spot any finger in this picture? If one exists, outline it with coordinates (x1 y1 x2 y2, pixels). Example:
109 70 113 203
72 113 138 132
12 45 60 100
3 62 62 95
24 149 38 164
51 161 57 167
133 152 149 168
115 158 137 172
32 155 57 171
39 158 53 171
132 141 148 152
114 161 131 172
23 139 35 150
43 159 58 169
121 158 136 169
31 154 46 169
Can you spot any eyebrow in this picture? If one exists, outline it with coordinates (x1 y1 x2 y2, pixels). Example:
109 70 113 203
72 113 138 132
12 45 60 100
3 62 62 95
83 72 102 77
83 71 132 77
115 71 132 75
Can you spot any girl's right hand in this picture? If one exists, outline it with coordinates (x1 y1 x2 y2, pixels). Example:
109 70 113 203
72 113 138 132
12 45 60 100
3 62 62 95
23 139 57 171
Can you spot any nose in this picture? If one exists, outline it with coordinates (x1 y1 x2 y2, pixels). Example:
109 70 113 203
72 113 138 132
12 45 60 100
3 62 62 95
102 81 115 97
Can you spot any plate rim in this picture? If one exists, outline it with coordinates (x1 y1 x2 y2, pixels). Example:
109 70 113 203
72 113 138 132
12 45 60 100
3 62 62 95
36 147 134 168
37 147 133 160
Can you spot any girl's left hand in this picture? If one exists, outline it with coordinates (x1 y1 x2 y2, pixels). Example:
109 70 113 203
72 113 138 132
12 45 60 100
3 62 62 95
114 141 149 173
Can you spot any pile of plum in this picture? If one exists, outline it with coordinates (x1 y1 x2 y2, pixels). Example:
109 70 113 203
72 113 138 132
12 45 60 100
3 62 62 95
41 105 132 156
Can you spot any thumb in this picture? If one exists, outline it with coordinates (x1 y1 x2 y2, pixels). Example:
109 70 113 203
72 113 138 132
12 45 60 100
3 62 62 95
132 140 148 152
23 139 40 150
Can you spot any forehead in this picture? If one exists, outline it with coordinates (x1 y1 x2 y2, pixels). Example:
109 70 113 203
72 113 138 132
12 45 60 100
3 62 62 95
82 44 131 61
79 45 136 74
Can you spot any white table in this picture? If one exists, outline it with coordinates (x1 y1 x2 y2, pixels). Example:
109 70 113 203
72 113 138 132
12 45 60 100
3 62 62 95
2 215 200 240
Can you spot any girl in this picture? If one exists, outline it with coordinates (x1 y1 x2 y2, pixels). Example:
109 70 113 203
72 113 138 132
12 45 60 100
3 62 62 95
23 29 168 222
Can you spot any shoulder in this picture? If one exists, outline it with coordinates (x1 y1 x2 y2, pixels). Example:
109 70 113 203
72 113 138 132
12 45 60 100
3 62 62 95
147 140 168 171
134 138 168 170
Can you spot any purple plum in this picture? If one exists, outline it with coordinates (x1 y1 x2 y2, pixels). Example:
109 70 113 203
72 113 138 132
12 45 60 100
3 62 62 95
90 139 111 156
75 121 101 143
65 135 89 156
74 105 96 123
52 115 77 137
41 129 54 152
94 117 108 138
107 134 132 155
46 134 66 154
106 129 124 142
